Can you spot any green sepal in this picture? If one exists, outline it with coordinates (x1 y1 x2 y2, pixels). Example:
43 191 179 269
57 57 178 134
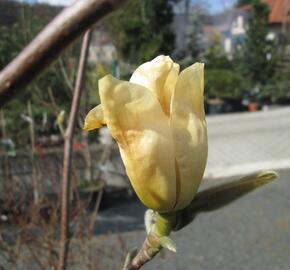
159 236 177 252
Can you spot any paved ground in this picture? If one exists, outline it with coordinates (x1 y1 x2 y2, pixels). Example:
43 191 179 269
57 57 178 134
205 107 290 178
93 170 290 270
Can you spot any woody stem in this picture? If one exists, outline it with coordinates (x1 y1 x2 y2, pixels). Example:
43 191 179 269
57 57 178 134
123 212 175 270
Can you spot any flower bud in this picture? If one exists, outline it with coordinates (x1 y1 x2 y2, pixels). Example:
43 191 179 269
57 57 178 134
84 56 208 212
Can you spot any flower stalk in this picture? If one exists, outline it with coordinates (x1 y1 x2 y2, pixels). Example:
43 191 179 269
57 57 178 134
124 212 176 270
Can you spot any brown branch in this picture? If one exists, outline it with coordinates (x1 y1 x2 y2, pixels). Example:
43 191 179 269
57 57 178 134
87 141 112 233
124 237 161 270
58 58 74 92
0 0 127 108
47 87 60 113
0 110 13 186
27 100 40 204
58 30 92 270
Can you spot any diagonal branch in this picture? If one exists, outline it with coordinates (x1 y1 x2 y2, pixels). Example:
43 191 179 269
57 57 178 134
0 0 127 108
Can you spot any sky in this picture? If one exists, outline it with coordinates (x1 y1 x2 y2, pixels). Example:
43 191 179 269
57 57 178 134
21 0 237 13
37 0 74 5
209 0 236 13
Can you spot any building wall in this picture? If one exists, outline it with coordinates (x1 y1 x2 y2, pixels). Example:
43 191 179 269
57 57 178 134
221 11 248 57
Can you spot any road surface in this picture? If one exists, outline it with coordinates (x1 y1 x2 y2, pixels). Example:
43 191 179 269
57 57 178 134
93 170 290 270
205 107 290 178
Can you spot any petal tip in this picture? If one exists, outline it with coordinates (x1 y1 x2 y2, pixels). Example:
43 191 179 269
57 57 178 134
83 104 105 131
99 74 114 84
82 122 89 131
257 170 278 181
193 62 205 70
83 121 102 131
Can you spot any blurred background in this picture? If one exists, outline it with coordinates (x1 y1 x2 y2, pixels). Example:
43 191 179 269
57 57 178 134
0 0 289 269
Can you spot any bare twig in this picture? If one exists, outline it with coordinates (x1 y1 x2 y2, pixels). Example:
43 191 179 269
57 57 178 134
0 109 6 138
0 110 13 187
27 101 40 204
25 244 46 270
47 87 59 113
58 58 74 92
88 135 112 233
58 30 92 270
81 132 93 182
0 0 127 108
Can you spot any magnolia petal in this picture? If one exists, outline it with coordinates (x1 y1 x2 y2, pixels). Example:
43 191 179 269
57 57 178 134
83 104 105 131
165 63 180 116
170 63 208 210
130 55 179 116
99 75 177 212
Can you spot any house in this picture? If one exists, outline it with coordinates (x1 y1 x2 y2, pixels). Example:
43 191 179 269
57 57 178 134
203 0 290 58
221 5 251 57
172 1 211 57
221 0 290 57
267 0 290 45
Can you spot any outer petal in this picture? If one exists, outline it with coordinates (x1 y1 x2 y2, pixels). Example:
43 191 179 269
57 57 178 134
130 55 180 116
99 75 177 212
83 104 105 131
170 63 208 210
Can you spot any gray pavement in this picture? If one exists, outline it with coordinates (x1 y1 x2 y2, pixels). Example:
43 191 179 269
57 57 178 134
205 107 290 178
93 170 290 270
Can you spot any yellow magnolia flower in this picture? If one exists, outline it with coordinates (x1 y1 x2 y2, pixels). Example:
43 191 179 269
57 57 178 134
84 56 208 213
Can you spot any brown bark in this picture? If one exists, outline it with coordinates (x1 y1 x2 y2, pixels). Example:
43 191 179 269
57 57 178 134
58 30 92 270
0 0 127 108
27 100 40 204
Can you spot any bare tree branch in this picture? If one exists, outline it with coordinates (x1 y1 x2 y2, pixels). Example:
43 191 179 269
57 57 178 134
58 58 74 92
58 29 92 270
0 0 127 108
27 100 40 204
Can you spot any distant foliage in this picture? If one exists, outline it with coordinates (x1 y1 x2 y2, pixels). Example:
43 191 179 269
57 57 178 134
236 0 255 7
202 34 246 98
0 1 81 144
203 34 233 70
106 0 175 65
205 69 246 98
242 0 277 86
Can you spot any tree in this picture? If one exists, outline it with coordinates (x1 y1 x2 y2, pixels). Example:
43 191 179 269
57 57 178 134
203 34 233 70
242 0 277 86
188 10 203 60
236 0 255 7
205 69 246 98
106 0 175 65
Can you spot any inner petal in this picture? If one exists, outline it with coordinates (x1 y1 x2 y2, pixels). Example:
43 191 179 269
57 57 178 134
130 55 179 117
